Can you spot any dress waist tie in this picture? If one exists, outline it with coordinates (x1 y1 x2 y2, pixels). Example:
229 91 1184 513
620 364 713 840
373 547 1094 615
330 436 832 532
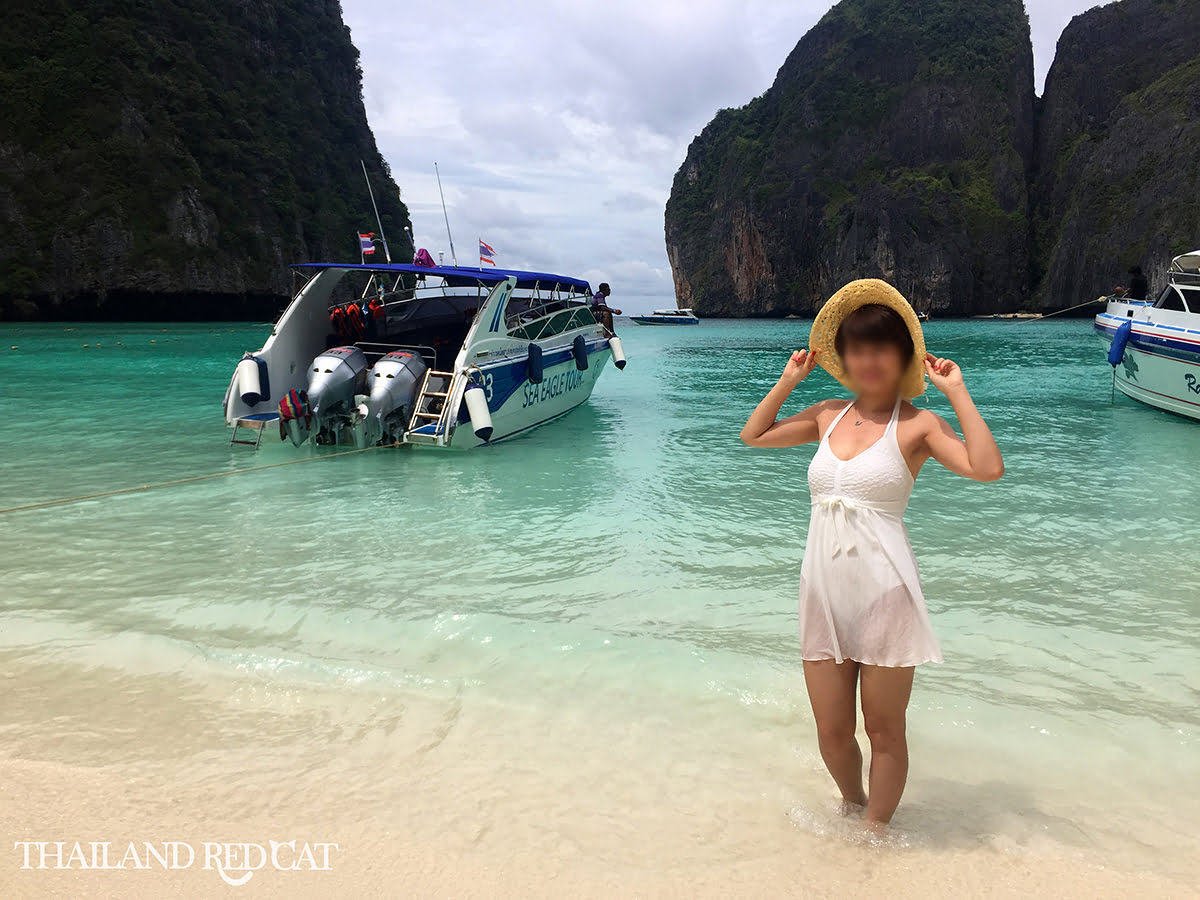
812 494 907 558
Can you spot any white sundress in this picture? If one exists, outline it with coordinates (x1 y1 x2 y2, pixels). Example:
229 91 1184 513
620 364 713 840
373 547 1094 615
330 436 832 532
798 398 942 667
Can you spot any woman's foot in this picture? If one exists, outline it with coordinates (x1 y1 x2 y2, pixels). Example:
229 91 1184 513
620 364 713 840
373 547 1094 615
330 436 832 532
839 793 868 817
862 817 889 836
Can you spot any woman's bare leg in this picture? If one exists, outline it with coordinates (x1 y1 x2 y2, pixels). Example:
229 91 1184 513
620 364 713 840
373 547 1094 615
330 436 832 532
802 659 866 809
858 664 915 826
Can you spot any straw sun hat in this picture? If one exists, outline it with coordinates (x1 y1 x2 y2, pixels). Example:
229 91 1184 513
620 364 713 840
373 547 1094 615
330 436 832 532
808 278 927 399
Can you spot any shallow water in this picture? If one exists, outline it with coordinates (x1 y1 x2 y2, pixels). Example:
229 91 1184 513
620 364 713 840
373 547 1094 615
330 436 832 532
1 318 1197 887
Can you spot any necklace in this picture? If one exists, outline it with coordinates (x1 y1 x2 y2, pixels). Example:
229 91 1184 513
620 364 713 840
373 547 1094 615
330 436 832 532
853 400 895 426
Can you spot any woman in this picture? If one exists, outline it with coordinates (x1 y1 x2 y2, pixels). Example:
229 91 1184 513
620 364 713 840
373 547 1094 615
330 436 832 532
739 279 1003 828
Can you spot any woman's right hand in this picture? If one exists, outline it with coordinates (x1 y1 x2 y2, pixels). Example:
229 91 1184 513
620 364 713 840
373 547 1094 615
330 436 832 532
780 349 819 387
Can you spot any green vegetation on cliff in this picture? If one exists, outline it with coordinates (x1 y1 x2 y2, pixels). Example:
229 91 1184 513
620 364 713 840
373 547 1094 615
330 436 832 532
669 0 1200 316
1032 0 1200 306
665 0 1034 317
0 0 410 317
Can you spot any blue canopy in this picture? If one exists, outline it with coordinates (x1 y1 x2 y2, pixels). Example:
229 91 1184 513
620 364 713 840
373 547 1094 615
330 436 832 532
293 262 591 294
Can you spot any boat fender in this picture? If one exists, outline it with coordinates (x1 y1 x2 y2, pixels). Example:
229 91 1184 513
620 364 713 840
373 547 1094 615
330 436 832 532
236 354 270 405
526 343 544 383
463 383 494 441
608 336 626 370
1108 321 1132 366
572 334 589 371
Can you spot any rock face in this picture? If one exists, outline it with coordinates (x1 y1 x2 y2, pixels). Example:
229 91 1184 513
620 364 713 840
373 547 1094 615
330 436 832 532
1032 0 1200 307
665 0 1035 317
0 0 411 320
666 0 1200 316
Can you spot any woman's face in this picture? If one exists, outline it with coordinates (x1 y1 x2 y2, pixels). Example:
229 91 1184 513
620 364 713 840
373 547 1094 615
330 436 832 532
841 340 905 395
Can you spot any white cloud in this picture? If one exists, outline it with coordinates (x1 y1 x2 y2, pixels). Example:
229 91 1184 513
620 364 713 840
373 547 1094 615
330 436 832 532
344 0 1097 312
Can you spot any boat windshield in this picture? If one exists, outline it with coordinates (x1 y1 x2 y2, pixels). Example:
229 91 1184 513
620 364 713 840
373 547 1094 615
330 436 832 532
508 302 596 340
1156 285 1197 313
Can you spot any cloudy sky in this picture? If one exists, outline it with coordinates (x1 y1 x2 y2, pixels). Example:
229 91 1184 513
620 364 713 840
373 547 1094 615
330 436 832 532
344 0 1097 313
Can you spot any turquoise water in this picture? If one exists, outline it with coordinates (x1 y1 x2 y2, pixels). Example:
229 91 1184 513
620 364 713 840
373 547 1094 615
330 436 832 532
1 318 1198 882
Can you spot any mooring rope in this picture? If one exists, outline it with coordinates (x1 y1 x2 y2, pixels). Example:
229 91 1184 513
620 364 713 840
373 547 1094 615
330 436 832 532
929 296 1107 350
0 443 395 516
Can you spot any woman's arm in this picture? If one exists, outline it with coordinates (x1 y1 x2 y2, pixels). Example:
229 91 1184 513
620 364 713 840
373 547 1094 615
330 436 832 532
740 350 825 448
921 354 1005 482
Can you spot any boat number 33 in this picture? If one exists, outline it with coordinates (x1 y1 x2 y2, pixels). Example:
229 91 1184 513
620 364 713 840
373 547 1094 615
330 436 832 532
1185 374 1200 395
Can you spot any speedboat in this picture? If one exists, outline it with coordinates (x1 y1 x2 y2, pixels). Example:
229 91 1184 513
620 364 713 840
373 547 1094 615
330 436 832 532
631 308 699 326
224 262 627 449
1094 250 1200 421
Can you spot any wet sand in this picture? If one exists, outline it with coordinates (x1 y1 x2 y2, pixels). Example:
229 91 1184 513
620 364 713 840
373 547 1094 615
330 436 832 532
2 661 1196 900
3 755 1196 900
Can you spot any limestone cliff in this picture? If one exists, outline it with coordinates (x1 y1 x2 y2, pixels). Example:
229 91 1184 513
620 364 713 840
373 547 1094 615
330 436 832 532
0 0 411 320
664 0 1035 317
667 0 1200 316
1032 0 1200 307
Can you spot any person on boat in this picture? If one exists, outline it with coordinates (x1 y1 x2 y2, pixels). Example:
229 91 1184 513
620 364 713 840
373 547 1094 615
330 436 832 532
739 279 1004 830
1113 265 1150 301
1127 266 1149 301
591 283 622 336
367 295 385 339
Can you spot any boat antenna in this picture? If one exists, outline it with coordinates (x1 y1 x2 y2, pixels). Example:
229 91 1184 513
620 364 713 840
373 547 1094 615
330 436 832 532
434 162 458 268
360 159 392 264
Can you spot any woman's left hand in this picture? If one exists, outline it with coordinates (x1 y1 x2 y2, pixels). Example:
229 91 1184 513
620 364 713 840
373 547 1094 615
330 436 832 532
924 353 964 393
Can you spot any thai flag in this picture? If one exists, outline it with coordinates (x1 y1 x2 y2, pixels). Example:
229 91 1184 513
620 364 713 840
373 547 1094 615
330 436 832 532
359 233 376 255
479 239 496 266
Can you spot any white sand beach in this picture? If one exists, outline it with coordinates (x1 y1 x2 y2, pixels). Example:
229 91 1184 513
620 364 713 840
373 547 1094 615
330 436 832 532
2 657 1196 900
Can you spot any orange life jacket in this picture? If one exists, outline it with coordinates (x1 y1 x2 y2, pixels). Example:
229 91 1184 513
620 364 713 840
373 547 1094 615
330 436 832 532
346 304 365 339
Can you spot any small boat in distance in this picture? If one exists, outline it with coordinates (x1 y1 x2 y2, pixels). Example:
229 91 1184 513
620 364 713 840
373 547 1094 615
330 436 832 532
1094 250 1200 421
631 308 700 326
224 262 627 449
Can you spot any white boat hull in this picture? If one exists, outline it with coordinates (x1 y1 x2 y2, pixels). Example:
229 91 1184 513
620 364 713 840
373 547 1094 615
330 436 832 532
631 307 699 325
1096 306 1200 421
446 342 611 448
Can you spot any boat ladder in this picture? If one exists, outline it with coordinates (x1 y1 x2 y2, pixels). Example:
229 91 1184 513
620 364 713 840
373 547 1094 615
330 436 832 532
229 412 279 449
405 369 458 446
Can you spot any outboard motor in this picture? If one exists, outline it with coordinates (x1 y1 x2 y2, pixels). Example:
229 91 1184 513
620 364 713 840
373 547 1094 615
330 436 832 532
307 346 368 443
352 350 428 446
